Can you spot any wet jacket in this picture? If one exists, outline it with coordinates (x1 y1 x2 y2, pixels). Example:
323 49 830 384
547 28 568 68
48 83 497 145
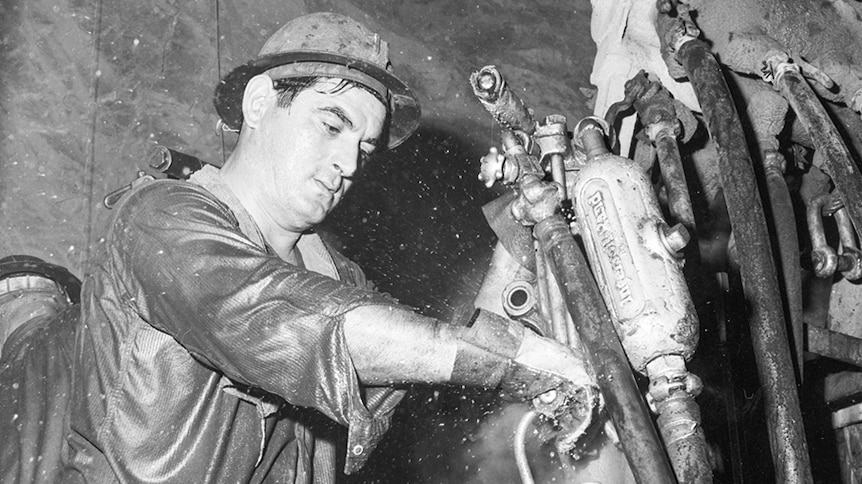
2 166 407 483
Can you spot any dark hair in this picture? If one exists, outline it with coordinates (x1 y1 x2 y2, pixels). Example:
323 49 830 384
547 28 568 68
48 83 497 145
272 76 389 111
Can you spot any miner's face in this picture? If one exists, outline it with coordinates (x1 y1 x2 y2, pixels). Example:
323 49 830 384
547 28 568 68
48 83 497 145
254 78 386 233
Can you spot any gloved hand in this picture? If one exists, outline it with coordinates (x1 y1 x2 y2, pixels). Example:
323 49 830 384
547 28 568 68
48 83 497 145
448 309 603 456
506 325 604 458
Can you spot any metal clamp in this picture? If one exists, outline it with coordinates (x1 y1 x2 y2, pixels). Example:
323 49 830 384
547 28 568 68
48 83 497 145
834 208 862 280
645 355 704 411
806 193 862 280
103 171 154 209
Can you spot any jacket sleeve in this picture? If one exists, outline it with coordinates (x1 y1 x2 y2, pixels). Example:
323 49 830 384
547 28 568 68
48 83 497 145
107 181 402 431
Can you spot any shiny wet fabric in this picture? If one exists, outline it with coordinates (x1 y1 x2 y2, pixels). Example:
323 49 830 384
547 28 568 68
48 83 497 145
0 299 76 484
1 169 407 483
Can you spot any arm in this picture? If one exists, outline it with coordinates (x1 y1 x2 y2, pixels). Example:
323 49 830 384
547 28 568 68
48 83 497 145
344 305 597 405
110 182 397 424
344 306 458 385
114 182 597 442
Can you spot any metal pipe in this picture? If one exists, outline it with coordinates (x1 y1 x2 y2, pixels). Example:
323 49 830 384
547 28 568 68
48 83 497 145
536 241 569 346
534 215 677 484
514 410 538 484
646 356 712 484
549 153 568 201
655 391 711 483
654 127 696 230
675 38 813 483
532 239 556 335
629 72 696 231
775 67 862 242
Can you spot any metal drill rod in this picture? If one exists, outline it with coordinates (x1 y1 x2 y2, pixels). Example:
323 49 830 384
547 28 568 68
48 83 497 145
676 38 813 484
533 239 570 346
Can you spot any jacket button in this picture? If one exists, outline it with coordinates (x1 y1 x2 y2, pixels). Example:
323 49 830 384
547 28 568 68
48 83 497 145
352 445 364 455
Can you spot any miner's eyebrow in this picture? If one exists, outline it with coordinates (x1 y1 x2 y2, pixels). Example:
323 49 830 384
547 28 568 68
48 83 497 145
318 106 354 130
318 105 380 148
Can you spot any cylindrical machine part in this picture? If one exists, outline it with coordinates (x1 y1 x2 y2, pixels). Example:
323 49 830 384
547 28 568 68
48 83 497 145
575 117 612 160
656 392 711 483
531 238 570 345
647 355 712 484
534 215 677 483
469 65 535 135
573 116 710 481
502 280 534 318
572 138 699 372
676 38 813 484
653 128 696 231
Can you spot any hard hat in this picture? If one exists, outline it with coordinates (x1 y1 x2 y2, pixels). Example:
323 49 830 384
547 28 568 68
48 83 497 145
214 12 421 149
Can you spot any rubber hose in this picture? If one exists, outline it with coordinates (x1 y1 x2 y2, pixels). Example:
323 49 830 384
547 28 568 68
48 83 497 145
676 38 813 484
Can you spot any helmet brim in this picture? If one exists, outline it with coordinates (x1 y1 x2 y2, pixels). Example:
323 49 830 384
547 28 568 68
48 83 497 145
214 51 421 149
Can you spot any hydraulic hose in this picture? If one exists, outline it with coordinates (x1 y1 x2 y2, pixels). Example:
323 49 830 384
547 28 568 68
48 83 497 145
776 68 862 243
534 215 677 484
746 90 804 381
675 38 813 483
763 154 805 382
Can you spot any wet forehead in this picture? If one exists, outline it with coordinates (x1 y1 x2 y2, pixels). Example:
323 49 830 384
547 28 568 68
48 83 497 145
305 79 387 137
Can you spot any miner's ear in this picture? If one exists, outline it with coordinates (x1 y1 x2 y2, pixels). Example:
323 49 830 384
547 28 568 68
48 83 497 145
241 74 276 129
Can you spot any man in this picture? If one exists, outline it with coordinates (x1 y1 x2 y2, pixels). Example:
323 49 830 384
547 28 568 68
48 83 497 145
1 12 598 483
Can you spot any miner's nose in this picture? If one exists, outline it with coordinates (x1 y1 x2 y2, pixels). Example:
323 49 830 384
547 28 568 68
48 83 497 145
333 146 361 178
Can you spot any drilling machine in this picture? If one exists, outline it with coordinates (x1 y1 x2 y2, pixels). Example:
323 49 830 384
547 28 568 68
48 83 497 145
469 65 712 483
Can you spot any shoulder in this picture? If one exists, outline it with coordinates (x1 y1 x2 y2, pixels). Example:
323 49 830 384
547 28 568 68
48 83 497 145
119 179 225 212
113 179 237 229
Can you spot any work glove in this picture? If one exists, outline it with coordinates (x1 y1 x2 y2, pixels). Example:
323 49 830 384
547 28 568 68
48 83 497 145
449 309 603 457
